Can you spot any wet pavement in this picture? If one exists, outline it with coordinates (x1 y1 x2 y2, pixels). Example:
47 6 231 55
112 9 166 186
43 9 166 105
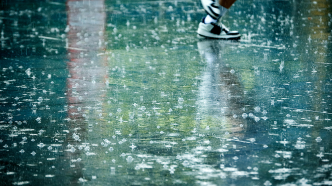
0 0 332 185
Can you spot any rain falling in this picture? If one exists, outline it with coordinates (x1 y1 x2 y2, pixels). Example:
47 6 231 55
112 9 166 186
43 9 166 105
0 0 332 185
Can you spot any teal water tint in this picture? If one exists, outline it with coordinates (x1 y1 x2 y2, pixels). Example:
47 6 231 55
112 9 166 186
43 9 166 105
1 0 332 185
0 1 71 185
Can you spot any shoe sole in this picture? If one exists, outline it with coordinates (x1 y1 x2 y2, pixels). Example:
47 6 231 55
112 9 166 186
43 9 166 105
197 34 241 40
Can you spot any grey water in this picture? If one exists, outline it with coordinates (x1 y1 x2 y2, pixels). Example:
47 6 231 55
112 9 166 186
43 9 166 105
0 0 332 185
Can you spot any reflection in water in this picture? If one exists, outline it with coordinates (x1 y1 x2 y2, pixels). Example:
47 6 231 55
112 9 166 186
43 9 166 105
0 0 332 185
65 0 107 184
196 40 246 138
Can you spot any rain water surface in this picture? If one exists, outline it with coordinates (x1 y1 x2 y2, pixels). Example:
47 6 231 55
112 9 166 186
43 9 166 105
1 0 332 185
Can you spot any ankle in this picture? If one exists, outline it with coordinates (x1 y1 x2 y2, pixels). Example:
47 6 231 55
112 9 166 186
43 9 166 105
204 15 217 24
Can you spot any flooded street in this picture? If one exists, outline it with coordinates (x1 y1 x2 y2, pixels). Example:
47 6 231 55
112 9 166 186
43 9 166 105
1 0 332 185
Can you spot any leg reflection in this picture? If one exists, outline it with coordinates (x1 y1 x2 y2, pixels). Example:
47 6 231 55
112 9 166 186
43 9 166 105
197 40 246 138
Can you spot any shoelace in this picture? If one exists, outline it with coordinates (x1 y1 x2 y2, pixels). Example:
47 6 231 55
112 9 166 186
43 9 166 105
217 22 229 33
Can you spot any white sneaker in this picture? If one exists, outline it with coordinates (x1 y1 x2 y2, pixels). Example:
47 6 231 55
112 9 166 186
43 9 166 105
197 20 241 40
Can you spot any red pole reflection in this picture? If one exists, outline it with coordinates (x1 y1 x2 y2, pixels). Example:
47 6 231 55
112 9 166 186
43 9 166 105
63 0 107 183
66 0 107 119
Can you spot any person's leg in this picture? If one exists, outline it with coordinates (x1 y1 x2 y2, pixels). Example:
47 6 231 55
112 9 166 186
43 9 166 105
201 0 237 20
200 0 220 21
218 0 237 19
197 0 240 39
219 0 237 9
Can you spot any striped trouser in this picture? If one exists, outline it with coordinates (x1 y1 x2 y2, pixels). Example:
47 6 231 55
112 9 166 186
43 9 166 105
201 0 235 19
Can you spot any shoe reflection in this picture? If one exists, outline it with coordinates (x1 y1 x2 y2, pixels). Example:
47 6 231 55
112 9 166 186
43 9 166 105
197 39 246 138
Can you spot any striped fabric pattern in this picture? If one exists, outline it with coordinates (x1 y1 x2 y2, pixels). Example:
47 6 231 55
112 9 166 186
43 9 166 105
201 0 220 19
